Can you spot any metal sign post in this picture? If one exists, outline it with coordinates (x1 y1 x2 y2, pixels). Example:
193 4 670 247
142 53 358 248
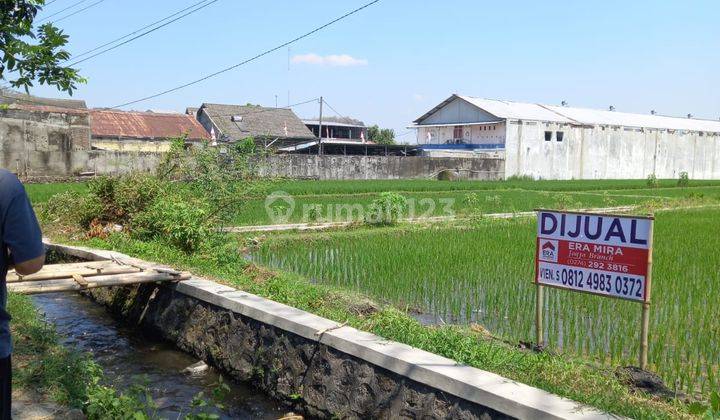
534 210 654 369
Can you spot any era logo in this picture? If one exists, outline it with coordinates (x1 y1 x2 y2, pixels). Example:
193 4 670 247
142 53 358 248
539 240 558 263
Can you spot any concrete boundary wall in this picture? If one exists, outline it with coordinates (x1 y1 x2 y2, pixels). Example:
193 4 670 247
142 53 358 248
47 242 612 419
3 149 505 180
254 154 505 180
3 149 162 177
504 121 720 180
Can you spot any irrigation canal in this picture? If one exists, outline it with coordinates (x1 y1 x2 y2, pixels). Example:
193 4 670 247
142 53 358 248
32 292 289 419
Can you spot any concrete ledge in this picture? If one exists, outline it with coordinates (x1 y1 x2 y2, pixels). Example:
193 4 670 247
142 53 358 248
46 242 615 420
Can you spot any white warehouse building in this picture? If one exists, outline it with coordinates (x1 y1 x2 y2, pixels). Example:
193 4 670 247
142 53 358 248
411 94 720 180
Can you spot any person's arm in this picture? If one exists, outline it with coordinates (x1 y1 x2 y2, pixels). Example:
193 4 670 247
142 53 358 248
3 179 45 276
13 254 45 275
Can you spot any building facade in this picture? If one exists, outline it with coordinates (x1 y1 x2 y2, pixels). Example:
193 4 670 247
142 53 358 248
0 103 91 174
412 94 720 179
303 119 367 142
90 109 209 152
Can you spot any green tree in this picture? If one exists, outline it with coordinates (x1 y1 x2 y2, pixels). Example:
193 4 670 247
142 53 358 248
367 124 396 145
1 0 84 94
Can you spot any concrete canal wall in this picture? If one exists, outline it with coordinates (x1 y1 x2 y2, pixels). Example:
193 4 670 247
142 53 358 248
48 242 610 420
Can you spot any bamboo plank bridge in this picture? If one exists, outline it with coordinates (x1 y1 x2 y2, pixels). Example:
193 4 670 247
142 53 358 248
7 259 191 295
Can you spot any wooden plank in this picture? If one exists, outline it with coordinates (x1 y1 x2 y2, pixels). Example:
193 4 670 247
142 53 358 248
7 260 114 280
72 273 89 288
8 271 191 295
7 262 140 283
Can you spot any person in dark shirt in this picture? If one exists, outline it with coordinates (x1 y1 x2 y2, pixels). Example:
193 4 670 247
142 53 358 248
0 169 45 418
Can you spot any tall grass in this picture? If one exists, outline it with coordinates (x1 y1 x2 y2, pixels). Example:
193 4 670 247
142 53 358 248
254 207 720 397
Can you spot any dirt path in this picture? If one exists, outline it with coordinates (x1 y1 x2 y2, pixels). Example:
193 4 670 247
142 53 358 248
225 205 638 233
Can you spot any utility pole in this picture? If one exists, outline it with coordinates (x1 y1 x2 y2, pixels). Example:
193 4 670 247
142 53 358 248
318 96 323 156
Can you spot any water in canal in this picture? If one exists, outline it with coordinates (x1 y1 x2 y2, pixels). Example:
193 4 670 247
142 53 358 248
33 292 288 419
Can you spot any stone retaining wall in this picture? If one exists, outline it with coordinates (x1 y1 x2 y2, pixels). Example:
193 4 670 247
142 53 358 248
87 284 504 419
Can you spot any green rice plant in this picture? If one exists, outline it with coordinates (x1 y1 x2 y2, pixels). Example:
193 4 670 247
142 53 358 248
254 207 720 398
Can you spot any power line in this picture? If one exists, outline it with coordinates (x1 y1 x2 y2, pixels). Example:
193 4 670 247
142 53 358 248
38 0 90 22
322 99 344 118
69 0 213 62
111 0 381 109
49 0 106 23
44 0 60 6
68 0 217 66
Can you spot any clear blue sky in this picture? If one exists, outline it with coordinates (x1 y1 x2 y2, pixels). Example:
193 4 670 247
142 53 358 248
29 0 720 143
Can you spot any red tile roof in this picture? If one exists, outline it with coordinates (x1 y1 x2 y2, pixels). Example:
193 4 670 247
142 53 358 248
90 109 209 141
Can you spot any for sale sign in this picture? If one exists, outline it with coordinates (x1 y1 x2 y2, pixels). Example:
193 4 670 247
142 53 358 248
535 210 654 302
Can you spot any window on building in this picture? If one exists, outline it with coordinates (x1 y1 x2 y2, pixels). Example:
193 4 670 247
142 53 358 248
556 131 564 142
544 131 552 141
453 126 463 139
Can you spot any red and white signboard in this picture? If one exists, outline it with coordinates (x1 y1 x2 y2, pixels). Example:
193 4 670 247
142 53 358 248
535 210 654 302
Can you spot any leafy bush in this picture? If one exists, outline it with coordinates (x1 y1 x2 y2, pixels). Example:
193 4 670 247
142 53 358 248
132 197 215 253
364 192 408 225
678 171 689 187
93 175 163 219
85 382 157 420
113 174 163 217
646 173 659 188
40 190 101 229
41 136 272 253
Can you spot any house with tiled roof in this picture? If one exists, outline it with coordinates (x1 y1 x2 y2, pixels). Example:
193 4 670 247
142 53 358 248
195 103 315 148
89 109 210 152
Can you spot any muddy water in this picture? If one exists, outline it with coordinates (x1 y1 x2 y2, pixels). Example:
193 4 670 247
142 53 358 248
33 292 288 419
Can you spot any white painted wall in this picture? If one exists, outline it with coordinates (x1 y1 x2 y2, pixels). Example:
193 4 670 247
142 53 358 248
420 97 498 125
417 123 506 145
504 121 720 179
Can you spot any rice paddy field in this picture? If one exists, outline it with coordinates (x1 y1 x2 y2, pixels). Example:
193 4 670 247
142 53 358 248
26 179 720 225
234 183 720 226
253 206 720 397
25 178 720 402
